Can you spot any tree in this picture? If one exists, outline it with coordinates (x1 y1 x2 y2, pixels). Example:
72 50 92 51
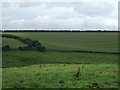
23 38 33 46
32 40 41 47
35 46 45 52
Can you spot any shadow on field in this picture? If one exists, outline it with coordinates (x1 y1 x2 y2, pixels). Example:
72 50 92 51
2 56 40 68
2 50 118 68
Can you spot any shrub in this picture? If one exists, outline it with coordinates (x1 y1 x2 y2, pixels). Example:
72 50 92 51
32 40 41 47
19 45 33 50
23 38 33 46
36 46 45 52
2 45 11 51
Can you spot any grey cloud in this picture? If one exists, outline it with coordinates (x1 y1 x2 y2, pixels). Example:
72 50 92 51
2 2 118 30
2 2 11 8
73 2 116 17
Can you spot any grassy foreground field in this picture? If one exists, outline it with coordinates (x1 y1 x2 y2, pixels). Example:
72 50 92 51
3 64 118 88
2 32 118 53
2 51 118 88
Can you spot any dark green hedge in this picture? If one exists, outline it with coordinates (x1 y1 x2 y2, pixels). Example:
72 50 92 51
2 34 46 52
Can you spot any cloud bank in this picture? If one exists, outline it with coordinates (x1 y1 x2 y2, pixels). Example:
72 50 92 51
1 2 118 30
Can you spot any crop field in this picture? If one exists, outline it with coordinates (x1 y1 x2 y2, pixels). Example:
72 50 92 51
1 32 119 88
2 32 118 53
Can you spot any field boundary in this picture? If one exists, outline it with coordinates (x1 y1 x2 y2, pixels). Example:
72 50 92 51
48 49 120 55
2 48 119 54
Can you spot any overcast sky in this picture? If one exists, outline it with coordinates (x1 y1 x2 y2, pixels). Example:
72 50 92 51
1 2 118 30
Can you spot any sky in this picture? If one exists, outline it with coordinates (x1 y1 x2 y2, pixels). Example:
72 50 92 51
1 1 118 30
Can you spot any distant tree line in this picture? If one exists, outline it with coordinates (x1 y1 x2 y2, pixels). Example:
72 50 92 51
1 30 119 32
2 34 45 52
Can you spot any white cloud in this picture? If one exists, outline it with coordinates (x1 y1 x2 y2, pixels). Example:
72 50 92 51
104 19 117 26
1 2 118 30
10 19 24 23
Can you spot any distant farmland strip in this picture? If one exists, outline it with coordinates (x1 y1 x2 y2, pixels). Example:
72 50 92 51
2 32 118 53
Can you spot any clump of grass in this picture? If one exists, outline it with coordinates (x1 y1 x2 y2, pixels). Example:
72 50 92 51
38 64 46 67
74 67 81 77
12 82 25 89
59 80 65 87
88 83 100 88
19 78 25 83
81 64 84 69
64 64 66 66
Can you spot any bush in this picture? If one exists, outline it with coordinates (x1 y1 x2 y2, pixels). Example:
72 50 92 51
23 38 32 45
19 45 33 50
32 40 41 47
36 46 45 52
2 45 11 51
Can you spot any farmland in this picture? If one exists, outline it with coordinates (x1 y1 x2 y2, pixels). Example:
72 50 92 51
2 38 26 48
1 32 119 88
3 32 118 53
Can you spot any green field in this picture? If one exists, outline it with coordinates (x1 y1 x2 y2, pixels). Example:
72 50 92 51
2 38 26 48
3 51 118 68
2 32 118 53
2 51 118 88
3 64 118 88
2 32 119 88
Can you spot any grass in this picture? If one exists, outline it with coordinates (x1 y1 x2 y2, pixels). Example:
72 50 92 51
2 64 118 88
2 37 27 48
1 32 119 88
2 51 118 68
2 51 118 88
2 32 118 53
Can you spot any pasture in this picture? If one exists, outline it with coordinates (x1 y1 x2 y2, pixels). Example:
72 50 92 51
2 51 118 68
1 32 119 88
3 64 118 88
